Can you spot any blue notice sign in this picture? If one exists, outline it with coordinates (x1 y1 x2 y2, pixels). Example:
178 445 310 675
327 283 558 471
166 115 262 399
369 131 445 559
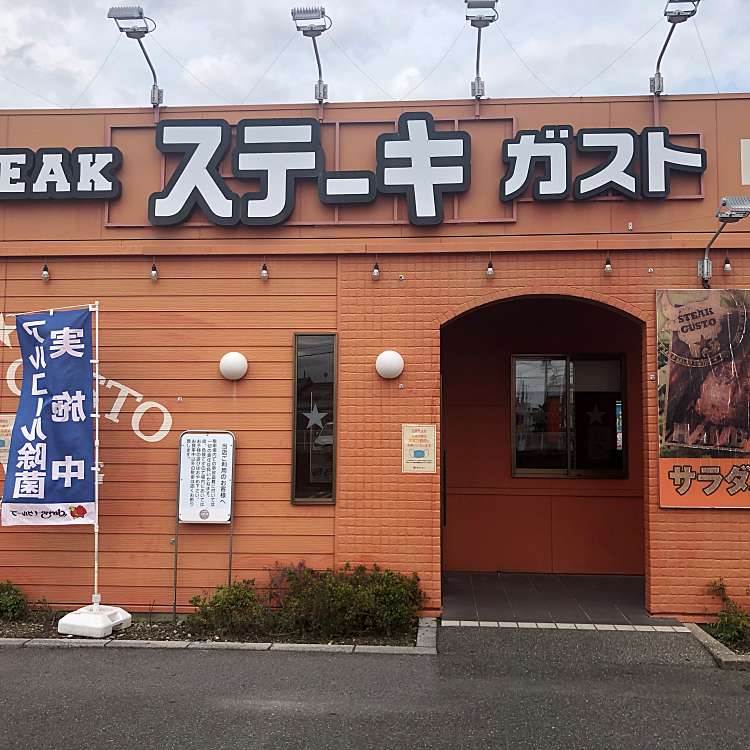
1 308 95 525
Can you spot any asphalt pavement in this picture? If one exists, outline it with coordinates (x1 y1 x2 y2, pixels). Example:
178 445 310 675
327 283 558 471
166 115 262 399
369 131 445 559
1 628 749 749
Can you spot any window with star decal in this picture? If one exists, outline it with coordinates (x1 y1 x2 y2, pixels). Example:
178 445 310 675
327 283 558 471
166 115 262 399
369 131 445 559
293 334 336 503
513 356 626 478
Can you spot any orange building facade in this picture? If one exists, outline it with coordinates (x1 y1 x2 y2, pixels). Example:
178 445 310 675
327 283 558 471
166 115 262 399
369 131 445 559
0 93 749 620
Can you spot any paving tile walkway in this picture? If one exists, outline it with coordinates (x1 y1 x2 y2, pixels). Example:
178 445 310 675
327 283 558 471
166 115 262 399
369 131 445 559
442 572 677 626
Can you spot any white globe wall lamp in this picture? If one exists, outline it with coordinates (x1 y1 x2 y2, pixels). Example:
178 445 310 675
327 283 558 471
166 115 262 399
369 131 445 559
375 350 404 380
219 352 249 381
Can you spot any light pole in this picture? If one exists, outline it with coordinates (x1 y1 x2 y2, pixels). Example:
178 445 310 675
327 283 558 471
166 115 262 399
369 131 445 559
291 6 333 107
465 1 499 100
698 196 750 289
108 6 163 108
651 1 701 123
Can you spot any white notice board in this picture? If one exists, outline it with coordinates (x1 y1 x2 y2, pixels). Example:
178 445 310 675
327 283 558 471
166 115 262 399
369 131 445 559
178 432 235 523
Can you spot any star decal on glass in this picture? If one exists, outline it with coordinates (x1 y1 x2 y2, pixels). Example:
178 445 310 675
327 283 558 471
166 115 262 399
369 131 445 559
587 404 605 425
303 403 327 430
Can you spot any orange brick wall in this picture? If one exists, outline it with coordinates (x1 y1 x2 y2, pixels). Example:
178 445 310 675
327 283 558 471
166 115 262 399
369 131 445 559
335 250 750 618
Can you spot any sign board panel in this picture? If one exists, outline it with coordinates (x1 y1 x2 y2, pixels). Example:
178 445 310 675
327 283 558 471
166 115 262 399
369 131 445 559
178 431 234 523
402 424 437 474
657 289 750 508
0 414 15 473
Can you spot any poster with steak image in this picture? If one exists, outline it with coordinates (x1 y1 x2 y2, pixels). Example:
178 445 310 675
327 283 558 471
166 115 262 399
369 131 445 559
657 289 750 508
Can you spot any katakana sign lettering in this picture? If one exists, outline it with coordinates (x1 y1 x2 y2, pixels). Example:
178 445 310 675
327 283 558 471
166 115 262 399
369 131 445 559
147 115 706 227
1 308 95 525
658 289 750 509
376 113 470 225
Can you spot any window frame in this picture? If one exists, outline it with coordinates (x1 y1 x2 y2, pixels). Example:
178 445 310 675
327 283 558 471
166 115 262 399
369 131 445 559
511 354 628 480
291 332 337 505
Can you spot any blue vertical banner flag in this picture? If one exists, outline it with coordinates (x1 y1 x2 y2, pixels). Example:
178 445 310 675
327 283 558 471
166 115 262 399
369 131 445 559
1 308 95 525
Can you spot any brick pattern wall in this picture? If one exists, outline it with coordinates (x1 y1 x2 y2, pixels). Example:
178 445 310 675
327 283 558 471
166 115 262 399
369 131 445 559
336 250 750 617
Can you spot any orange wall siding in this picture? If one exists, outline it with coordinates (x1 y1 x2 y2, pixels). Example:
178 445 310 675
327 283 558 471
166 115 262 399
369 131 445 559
0 256 337 610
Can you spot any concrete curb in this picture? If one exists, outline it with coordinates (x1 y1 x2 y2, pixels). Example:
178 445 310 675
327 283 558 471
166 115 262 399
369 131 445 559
0 638 30 648
0 618 438 656
187 641 272 651
685 623 750 670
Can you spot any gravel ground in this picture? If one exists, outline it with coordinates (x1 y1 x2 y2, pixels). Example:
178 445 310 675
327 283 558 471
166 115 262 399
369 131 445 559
0 612 417 646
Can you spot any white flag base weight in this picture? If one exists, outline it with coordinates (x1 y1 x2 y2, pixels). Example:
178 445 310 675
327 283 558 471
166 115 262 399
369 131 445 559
57 597 132 638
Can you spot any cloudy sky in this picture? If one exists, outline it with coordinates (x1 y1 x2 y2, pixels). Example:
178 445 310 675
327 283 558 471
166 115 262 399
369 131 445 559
0 1 746 110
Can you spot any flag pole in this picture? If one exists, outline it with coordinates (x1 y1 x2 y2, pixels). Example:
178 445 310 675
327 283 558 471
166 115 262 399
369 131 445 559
92 301 101 612
56 301 131 637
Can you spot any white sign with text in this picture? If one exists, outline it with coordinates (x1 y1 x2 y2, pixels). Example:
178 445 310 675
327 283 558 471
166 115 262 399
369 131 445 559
178 432 234 524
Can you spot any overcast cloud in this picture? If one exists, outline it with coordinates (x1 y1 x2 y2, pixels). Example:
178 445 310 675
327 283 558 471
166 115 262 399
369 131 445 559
0 1 747 110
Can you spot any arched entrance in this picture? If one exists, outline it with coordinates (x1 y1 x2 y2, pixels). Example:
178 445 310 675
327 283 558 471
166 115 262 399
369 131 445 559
441 295 647 617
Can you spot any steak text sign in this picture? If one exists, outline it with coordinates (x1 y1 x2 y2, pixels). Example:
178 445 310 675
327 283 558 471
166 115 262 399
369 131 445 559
148 116 706 227
1 308 95 525
0 114 707 227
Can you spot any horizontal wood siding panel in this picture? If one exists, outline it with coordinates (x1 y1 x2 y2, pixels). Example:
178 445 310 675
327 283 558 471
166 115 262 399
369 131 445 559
0 255 337 610
5 278 337 296
6 258 337 280
0 551 334 571
5 296 336 312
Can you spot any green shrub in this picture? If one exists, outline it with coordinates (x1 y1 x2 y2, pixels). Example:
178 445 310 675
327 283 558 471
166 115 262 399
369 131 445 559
0 581 28 622
273 563 424 640
706 579 750 649
186 580 270 640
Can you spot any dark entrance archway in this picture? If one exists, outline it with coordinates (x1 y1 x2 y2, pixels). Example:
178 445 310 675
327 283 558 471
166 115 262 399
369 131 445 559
440 295 652 621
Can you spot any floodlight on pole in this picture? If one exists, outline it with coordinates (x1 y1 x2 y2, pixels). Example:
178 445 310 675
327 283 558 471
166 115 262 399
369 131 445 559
698 196 750 288
108 6 163 107
465 1 499 99
291 6 332 104
650 1 701 96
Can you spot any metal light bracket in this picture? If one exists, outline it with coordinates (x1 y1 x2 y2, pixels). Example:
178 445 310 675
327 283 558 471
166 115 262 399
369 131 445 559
699 196 750 288
466 1 499 100
471 77 486 98
664 0 701 24
650 72 664 96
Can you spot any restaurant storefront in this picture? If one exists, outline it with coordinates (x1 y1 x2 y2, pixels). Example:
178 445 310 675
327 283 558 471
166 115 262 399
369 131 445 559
0 92 748 620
